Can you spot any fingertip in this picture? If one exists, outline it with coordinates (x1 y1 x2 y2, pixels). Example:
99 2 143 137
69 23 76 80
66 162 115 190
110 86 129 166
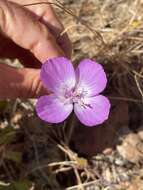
30 34 65 62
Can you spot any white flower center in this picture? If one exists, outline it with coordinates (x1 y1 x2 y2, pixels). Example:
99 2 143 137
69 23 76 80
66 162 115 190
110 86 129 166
63 87 92 108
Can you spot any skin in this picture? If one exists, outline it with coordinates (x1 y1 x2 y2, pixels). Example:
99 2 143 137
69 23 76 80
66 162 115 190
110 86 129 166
0 0 72 99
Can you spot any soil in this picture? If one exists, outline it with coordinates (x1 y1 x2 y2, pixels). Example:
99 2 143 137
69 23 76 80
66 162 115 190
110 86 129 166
0 0 143 189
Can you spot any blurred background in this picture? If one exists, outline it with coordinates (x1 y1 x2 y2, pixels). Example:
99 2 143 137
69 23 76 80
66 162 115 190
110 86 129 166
0 0 143 189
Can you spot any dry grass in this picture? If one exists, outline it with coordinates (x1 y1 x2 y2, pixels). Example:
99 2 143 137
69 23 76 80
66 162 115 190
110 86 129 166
0 0 143 189
55 0 143 101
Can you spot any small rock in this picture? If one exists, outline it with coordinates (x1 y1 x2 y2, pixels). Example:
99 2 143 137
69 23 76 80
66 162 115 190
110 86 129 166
117 133 143 163
137 126 143 141
115 158 125 166
127 177 143 190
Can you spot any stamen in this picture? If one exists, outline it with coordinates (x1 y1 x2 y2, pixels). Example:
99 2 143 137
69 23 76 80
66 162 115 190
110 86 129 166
62 86 91 109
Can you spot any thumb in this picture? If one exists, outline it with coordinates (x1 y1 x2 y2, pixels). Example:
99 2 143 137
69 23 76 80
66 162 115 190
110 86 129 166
0 64 47 99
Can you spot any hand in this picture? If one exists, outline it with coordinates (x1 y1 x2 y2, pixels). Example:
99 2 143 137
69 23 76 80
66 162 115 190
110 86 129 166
0 0 72 99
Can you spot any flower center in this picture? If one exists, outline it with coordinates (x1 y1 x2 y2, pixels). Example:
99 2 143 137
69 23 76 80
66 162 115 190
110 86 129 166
64 87 91 108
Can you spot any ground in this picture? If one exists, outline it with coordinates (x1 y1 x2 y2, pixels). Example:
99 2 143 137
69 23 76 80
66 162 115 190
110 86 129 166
0 0 143 189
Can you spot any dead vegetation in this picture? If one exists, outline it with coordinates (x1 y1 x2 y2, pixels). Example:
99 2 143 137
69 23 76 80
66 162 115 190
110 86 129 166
0 0 143 189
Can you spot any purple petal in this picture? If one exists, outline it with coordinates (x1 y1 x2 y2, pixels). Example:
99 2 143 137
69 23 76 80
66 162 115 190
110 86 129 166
41 57 76 93
36 95 73 123
75 59 107 96
74 95 110 127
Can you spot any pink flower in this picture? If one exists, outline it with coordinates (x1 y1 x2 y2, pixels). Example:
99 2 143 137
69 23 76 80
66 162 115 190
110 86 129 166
36 57 111 127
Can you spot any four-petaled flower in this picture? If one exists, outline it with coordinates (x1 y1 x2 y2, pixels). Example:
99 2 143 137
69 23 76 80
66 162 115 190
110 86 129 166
36 57 111 127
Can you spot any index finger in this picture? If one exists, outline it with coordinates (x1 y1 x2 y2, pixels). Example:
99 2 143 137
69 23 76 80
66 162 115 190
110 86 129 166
9 0 72 58
0 0 64 62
